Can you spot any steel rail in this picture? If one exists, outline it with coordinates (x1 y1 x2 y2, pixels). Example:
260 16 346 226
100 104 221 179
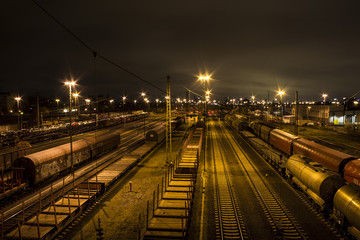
210 122 247 240
1 121 162 234
220 122 308 240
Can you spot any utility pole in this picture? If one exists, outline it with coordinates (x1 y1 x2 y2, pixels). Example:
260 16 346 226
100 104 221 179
295 91 298 135
166 75 172 164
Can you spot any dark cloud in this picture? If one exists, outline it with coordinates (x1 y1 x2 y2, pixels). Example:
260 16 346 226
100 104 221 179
1 0 360 101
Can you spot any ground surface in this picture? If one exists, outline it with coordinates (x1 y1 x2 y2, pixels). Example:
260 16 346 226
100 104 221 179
55 126 187 240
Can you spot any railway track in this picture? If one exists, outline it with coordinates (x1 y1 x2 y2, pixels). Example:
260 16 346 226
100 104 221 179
0 121 163 236
218 122 308 240
210 122 247 240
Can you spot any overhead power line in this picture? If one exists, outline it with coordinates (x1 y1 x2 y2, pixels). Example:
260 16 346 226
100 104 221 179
31 0 166 94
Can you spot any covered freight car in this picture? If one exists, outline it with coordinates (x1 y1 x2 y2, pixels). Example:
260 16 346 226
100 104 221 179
14 131 120 184
146 124 165 143
343 159 360 185
270 129 299 156
292 138 356 173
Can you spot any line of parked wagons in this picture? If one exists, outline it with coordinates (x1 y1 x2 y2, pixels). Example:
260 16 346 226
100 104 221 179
12 118 183 186
225 115 360 239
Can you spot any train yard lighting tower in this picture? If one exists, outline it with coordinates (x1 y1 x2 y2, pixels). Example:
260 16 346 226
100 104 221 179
307 106 311 121
65 80 76 170
14 97 22 130
198 75 210 118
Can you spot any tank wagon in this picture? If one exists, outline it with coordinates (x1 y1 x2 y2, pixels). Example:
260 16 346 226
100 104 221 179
286 155 360 238
226 116 360 238
286 155 346 209
246 121 360 186
14 131 120 184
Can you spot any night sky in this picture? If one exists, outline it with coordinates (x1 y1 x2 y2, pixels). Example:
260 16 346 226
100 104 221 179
2 1 360 102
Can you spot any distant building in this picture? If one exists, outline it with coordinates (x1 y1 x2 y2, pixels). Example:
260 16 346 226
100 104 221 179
291 103 359 125
291 104 330 123
328 104 360 125
0 92 15 114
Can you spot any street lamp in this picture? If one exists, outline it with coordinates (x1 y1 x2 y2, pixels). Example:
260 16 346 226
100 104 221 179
277 90 285 123
156 98 159 108
122 96 126 111
14 97 22 130
307 106 311 121
322 93 328 125
73 92 79 116
65 80 76 170
198 75 210 116
251 95 255 104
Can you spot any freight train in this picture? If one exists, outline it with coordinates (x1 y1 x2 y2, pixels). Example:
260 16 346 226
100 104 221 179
286 155 360 239
11 120 171 185
225 115 360 185
225 115 360 239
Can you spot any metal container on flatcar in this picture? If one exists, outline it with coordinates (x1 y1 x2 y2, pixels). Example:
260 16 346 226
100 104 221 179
286 155 345 206
343 159 360 186
270 129 298 156
259 125 273 143
14 139 91 184
292 138 355 173
333 183 360 231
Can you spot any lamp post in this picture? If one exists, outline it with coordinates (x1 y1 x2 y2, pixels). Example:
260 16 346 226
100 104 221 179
55 99 60 125
322 93 328 125
73 92 79 117
141 92 146 137
277 90 285 124
14 97 21 130
122 96 126 126
198 74 210 173
85 99 91 114
307 106 311 122
65 80 76 170
122 96 126 113
198 75 210 118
